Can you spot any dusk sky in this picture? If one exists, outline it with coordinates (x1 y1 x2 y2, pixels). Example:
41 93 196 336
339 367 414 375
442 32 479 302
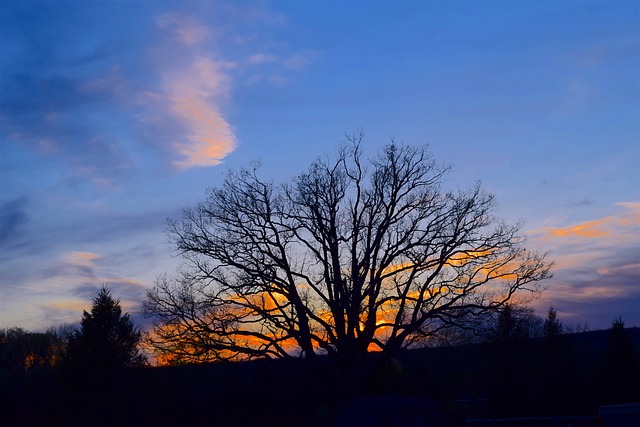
1 0 638 332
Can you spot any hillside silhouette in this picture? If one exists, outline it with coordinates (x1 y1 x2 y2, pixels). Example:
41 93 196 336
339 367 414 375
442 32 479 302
2 327 638 426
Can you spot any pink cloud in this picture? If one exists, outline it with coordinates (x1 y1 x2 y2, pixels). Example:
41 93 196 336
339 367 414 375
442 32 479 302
151 14 237 169
63 251 102 268
162 57 237 168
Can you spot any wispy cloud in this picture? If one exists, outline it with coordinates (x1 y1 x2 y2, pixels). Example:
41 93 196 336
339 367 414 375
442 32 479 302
0 198 29 243
0 68 136 186
533 202 638 244
31 250 147 327
1 4 315 179
162 58 237 168
283 53 311 70
156 13 211 46
0 1 315 331
529 202 640 326
150 14 237 168
246 53 279 65
62 251 102 268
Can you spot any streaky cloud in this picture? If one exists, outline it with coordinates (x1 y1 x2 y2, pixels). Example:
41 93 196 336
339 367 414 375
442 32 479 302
156 12 211 46
246 53 279 65
530 202 640 327
533 201 639 242
62 251 102 268
152 14 237 169
0 197 30 243
164 57 236 168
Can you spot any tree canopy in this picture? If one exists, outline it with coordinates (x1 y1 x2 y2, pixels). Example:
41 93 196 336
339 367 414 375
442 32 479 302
144 134 552 366
65 286 146 371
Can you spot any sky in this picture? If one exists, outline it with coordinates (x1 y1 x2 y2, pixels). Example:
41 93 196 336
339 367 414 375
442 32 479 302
1 0 638 333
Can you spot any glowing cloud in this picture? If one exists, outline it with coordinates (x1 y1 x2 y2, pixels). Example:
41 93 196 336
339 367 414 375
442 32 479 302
529 202 640 325
534 202 639 243
154 14 237 168
163 57 237 168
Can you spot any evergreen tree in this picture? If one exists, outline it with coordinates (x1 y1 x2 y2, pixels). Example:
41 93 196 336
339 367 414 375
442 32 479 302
64 286 146 372
543 305 562 337
597 317 640 404
491 304 542 342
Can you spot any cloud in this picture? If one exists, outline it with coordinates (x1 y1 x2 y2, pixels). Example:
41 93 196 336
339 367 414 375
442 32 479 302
63 251 102 268
36 300 89 327
283 53 311 70
1 4 315 178
533 202 639 243
161 57 237 168
0 6 238 184
0 61 137 186
0 198 30 243
246 53 278 65
9 249 150 328
0 2 138 186
156 13 210 46
529 202 640 327
36 277 148 328
71 278 147 303
148 15 237 169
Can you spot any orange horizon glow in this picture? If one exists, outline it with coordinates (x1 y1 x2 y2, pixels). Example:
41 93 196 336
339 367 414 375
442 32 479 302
150 251 528 365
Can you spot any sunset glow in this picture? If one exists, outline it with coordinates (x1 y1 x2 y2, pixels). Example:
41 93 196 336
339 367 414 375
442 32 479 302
1 0 638 334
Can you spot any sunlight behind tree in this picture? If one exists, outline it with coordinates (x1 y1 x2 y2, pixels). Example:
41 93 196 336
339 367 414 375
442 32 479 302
144 133 552 367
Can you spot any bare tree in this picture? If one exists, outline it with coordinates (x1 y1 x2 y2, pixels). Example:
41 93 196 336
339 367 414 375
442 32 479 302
144 133 552 367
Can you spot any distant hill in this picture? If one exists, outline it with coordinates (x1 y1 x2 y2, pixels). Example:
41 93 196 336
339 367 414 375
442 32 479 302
2 327 639 426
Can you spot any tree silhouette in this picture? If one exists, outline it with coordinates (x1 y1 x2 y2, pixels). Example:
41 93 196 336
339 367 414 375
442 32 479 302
0 327 65 375
596 317 640 404
144 134 552 367
490 303 542 342
64 286 146 372
543 305 562 337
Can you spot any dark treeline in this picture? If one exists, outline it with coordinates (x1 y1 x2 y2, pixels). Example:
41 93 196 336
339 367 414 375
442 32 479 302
2 323 639 426
0 302 584 377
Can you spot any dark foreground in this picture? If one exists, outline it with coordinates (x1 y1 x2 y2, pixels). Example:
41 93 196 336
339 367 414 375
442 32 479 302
2 328 639 426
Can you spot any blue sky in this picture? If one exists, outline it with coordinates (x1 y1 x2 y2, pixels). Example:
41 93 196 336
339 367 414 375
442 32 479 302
1 0 638 331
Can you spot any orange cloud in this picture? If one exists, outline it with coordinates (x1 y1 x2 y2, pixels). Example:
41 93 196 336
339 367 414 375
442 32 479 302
534 202 639 242
547 219 610 238
44 299 90 313
528 202 640 324
527 202 639 272
153 13 237 169
163 57 236 169
160 57 236 168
